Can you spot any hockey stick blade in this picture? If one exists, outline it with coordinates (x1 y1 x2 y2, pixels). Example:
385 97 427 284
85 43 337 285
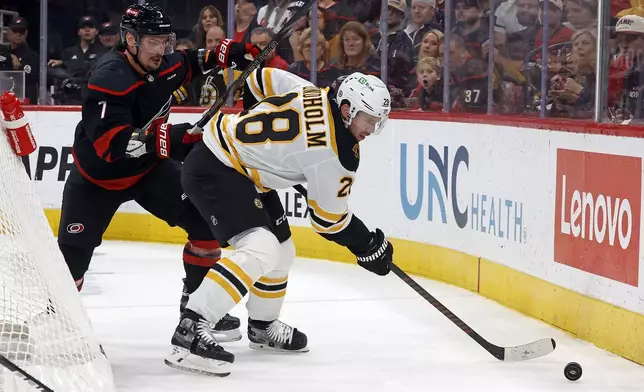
390 264 556 361
194 0 315 129
0 354 55 391
292 184 556 362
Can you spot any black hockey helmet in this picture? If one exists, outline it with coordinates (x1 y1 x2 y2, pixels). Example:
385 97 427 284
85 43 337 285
120 3 173 42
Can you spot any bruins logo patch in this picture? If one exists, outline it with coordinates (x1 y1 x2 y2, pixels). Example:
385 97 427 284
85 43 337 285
352 143 360 158
254 198 263 209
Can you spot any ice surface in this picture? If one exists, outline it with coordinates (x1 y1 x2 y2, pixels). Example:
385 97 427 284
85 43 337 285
80 241 644 392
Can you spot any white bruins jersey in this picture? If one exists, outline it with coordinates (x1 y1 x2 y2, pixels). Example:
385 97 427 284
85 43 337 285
202 68 361 237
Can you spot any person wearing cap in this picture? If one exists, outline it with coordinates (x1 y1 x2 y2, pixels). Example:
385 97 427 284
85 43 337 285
99 22 120 49
372 0 414 60
495 0 540 35
6 16 38 103
452 0 490 59
47 15 107 103
614 15 644 120
405 0 442 47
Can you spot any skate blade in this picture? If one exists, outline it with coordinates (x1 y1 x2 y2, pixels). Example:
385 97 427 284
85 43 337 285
212 328 242 343
249 342 310 353
164 347 231 377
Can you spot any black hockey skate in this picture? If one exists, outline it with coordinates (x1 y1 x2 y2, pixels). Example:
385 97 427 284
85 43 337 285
165 309 234 377
247 318 309 353
180 279 242 342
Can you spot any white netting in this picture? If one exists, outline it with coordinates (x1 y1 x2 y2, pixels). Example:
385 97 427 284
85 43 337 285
0 126 116 391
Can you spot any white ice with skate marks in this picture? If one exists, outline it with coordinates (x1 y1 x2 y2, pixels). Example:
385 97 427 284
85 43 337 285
80 241 644 392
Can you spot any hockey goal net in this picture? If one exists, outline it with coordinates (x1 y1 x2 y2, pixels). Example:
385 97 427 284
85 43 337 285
0 125 116 390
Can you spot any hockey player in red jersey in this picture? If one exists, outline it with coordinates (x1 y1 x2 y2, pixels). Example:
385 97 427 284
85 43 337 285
56 3 261 342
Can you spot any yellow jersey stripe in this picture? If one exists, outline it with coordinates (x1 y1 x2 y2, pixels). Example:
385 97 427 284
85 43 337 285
219 257 254 289
263 68 275 97
308 199 347 223
250 287 287 299
310 214 351 234
206 270 242 303
257 275 288 284
249 70 265 101
325 88 339 158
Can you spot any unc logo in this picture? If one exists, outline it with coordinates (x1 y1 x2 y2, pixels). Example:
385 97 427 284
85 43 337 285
66 223 85 234
254 198 263 209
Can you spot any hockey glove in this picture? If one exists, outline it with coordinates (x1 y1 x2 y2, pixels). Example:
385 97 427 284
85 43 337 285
126 123 203 161
213 39 261 70
354 229 393 276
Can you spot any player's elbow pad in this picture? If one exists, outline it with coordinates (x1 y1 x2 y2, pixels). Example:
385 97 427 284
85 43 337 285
318 215 373 254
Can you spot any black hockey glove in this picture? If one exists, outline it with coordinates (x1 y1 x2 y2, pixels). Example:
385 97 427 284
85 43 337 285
354 229 393 276
126 123 203 161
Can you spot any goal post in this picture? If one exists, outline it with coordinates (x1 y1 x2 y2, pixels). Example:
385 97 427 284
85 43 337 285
0 121 116 390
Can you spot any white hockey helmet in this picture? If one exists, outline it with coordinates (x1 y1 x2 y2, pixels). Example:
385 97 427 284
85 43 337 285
336 72 391 135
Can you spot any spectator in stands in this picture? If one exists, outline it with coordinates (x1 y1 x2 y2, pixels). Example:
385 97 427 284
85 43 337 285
563 0 597 31
287 27 340 87
405 0 442 48
449 34 496 112
318 0 356 38
614 15 644 121
257 0 293 31
495 0 540 35
331 21 380 77
250 27 290 69
234 0 260 43
6 16 38 104
345 0 381 24
388 52 415 108
407 57 444 110
291 7 339 62
191 5 225 48
489 28 530 113
517 0 573 49
548 28 596 118
206 26 226 49
372 0 414 61
175 39 196 51
418 29 444 61
257 1 297 63
47 15 106 104
98 22 119 50
453 0 490 59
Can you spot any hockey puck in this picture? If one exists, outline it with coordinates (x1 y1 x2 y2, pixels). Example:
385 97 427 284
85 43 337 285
564 362 582 381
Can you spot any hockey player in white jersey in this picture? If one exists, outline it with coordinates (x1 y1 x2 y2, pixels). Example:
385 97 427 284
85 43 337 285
164 65 394 376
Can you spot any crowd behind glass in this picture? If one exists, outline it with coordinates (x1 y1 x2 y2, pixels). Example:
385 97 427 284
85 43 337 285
2 0 643 123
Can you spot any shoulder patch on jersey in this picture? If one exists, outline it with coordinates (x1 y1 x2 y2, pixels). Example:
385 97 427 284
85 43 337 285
87 51 143 97
327 91 359 173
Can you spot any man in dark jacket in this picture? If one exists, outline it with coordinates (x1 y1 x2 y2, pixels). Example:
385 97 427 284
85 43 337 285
6 16 39 103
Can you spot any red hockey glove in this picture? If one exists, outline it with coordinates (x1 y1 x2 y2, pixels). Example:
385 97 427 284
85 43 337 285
126 123 202 161
213 39 261 69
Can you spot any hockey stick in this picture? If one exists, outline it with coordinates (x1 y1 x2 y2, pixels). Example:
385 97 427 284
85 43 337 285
0 354 54 391
193 0 315 130
291 184 556 361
